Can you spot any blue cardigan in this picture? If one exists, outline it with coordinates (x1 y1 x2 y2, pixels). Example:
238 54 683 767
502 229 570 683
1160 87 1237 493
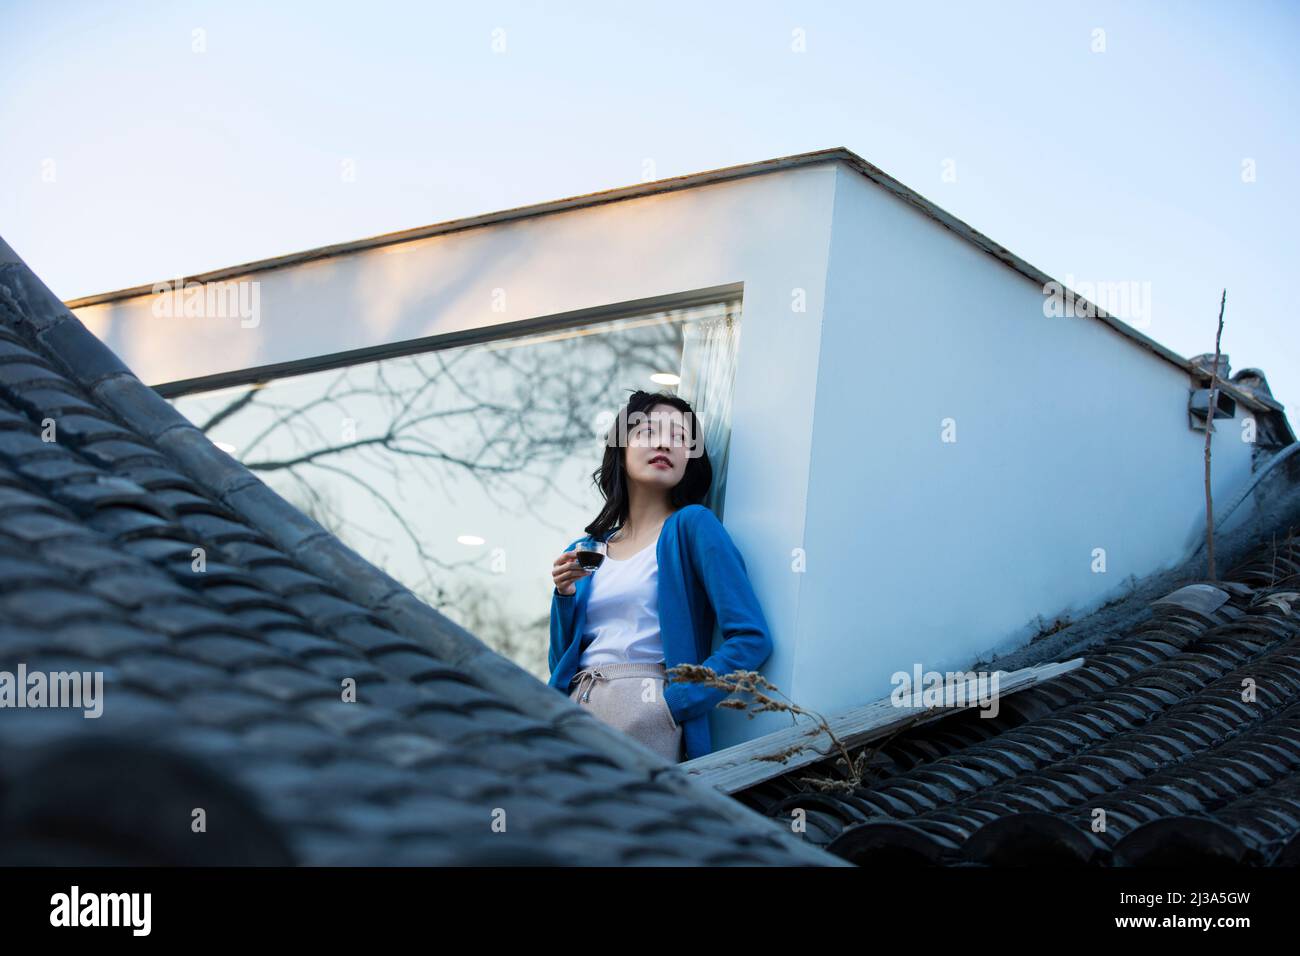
548 503 774 761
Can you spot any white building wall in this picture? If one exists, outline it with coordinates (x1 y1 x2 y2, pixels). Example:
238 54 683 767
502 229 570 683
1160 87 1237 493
791 164 1258 716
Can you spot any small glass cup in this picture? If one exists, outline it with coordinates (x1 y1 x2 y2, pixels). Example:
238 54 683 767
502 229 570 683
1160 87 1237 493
574 538 608 574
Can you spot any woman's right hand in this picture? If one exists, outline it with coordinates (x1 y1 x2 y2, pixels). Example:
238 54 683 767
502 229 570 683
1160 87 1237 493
552 550 585 596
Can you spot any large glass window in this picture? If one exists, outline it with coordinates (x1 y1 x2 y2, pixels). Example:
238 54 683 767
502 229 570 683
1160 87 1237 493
167 296 742 680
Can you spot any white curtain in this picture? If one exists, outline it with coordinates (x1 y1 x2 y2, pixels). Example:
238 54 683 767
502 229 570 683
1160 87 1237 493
676 298 742 519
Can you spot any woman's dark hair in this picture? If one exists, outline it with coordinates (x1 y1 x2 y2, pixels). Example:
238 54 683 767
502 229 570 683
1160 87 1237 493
585 389 712 539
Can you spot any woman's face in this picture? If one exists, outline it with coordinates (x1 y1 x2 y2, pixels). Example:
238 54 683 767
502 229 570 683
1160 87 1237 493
624 403 690 491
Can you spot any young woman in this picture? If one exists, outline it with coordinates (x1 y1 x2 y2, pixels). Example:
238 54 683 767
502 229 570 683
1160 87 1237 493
547 389 775 763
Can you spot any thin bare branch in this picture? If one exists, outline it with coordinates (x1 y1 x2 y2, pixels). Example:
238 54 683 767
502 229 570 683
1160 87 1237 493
1204 288 1226 581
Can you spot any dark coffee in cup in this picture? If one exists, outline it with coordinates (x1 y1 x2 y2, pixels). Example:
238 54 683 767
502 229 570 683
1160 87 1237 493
575 548 605 572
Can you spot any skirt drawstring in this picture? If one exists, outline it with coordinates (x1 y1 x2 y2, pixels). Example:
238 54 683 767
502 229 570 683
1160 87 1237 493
571 667 603 702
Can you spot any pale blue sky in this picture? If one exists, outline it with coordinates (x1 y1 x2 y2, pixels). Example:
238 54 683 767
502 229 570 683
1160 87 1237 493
3 0 1296 411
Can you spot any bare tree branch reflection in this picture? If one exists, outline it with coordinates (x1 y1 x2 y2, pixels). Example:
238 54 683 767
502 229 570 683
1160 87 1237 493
183 319 683 660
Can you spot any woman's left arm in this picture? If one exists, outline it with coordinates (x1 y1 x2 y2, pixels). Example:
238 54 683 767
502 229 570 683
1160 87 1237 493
663 506 775 724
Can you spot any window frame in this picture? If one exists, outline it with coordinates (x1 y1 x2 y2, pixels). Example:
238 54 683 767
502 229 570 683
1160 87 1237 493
153 282 744 399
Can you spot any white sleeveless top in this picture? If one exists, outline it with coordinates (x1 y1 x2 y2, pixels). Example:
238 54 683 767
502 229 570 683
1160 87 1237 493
577 534 664 668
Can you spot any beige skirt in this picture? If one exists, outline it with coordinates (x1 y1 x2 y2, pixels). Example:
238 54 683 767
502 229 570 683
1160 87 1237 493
568 661 683 763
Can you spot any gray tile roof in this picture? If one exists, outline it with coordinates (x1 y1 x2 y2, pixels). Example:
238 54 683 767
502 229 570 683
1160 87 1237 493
0 242 840 867
736 516 1300 866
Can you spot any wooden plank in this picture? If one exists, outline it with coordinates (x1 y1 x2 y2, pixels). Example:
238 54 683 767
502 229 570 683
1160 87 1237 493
680 658 1084 794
